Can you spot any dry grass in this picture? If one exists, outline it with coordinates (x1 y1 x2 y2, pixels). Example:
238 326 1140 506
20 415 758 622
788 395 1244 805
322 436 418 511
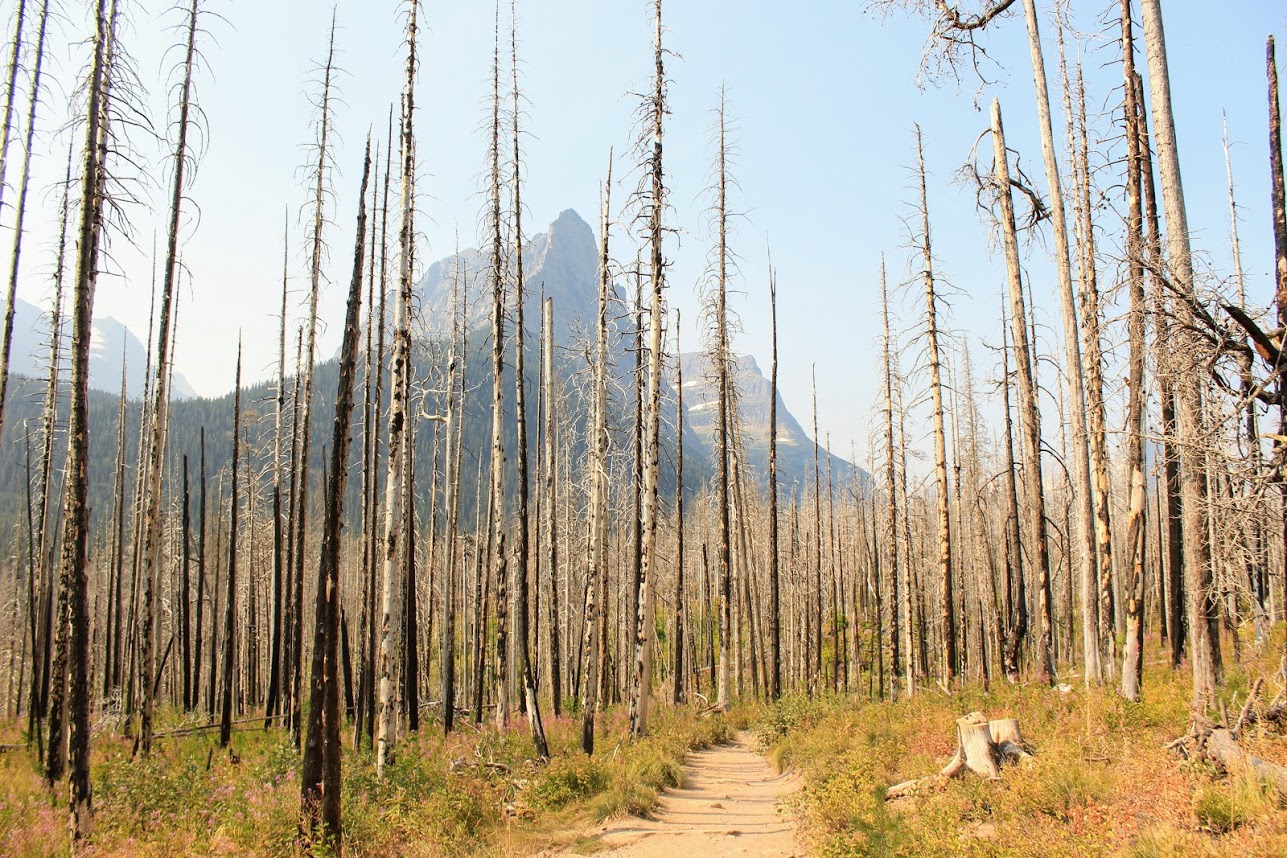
751 636 1287 857
0 704 732 856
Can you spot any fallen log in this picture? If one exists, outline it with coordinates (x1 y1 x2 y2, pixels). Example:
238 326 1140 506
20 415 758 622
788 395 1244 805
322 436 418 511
1205 728 1287 797
887 712 1031 801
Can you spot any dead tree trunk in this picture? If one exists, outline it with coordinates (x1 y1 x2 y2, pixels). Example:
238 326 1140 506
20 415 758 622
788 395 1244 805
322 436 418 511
1120 0 1149 702
138 0 201 756
673 310 687 704
1012 0 1100 686
881 261 906 698
1140 0 1221 707
628 0 669 738
915 126 956 687
0 0 28 443
60 1 114 834
992 100 1054 685
301 138 370 857
510 15 548 758
377 0 417 773
220 348 242 748
1268 38 1287 664
887 711 1032 800
581 159 612 755
0 0 49 444
266 216 290 727
46 9 115 840
486 16 510 732
440 243 464 735
541 298 561 717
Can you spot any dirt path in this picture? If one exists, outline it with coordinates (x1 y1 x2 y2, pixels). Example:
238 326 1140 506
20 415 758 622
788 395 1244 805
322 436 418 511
568 731 801 857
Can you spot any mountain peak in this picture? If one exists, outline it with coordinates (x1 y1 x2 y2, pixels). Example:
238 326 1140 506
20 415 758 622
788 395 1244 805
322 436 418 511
417 210 600 344
551 208 591 235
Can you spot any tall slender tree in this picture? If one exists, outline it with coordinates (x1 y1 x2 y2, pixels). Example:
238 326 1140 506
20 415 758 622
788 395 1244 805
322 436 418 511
992 98 1054 685
139 0 202 754
581 156 612 755
510 7 548 758
52 0 116 834
301 136 370 857
1140 0 1220 706
377 0 418 774
914 125 956 686
219 345 242 748
0 0 50 443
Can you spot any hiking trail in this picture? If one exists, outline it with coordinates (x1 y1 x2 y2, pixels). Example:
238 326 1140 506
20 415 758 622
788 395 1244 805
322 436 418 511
565 730 801 857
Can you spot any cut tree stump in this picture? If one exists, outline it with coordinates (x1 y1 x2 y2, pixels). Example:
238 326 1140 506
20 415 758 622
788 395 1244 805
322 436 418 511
989 717 1032 765
886 712 1032 801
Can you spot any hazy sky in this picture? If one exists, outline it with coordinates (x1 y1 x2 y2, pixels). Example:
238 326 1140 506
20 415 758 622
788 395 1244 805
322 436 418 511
9 0 1287 466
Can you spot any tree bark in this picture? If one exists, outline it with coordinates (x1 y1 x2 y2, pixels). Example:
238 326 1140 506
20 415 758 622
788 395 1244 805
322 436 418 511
1120 0 1148 702
915 126 956 687
580 157 611 755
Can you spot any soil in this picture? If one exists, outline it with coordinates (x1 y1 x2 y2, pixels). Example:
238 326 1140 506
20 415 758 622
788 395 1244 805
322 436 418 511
565 731 801 857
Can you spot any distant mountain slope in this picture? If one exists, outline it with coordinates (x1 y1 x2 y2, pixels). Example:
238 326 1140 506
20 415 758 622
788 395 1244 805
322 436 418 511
6 295 197 400
416 209 865 492
0 210 863 533
680 351 863 492
417 209 603 346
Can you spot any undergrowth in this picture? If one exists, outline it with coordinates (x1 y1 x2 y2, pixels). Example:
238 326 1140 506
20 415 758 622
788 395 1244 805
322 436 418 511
751 638 1287 857
0 703 731 857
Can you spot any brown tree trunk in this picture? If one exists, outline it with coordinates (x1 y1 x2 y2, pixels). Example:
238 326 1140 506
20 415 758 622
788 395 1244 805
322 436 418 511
300 137 370 855
1267 37 1287 665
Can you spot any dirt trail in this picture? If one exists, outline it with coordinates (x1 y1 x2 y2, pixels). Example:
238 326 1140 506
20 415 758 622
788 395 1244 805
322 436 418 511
569 731 801 857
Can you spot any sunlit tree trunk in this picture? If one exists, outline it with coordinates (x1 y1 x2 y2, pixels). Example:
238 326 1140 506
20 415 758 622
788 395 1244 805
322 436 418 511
581 157 611 755
914 126 956 687
1140 0 1220 707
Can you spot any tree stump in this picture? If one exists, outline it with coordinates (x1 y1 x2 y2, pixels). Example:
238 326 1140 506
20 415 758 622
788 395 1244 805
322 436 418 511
989 717 1032 764
887 712 1031 801
957 712 1002 778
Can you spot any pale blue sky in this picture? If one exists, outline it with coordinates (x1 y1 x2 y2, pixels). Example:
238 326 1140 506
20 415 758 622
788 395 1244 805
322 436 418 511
9 0 1287 465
